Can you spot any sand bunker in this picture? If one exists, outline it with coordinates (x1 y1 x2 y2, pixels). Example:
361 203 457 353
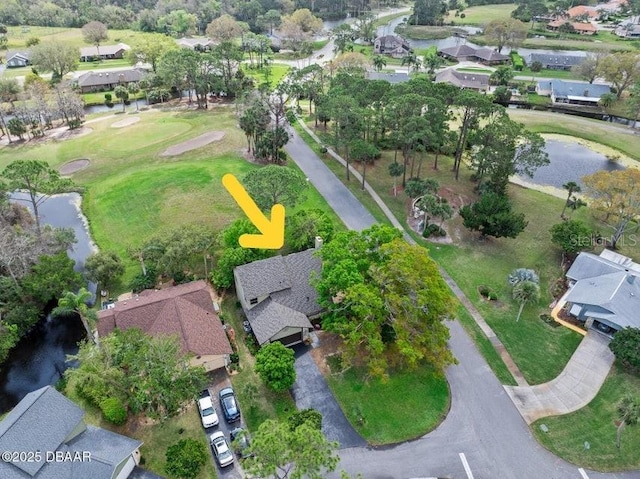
59 159 90 175
111 116 141 128
160 131 226 157
51 126 92 141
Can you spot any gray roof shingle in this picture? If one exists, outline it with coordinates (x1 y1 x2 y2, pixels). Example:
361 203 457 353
76 68 145 88
566 252 628 281
246 299 313 345
549 79 610 99
0 387 85 477
528 53 584 67
435 69 489 89
234 255 292 301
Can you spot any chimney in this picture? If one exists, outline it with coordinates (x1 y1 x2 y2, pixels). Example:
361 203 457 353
627 275 636 285
314 236 323 249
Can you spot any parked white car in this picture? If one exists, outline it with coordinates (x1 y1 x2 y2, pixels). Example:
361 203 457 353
198 390 219 428
210 431 234 468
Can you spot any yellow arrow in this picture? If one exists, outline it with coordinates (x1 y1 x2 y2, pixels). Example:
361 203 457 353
222 173 285 250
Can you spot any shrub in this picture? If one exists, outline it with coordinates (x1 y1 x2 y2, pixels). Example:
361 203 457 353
230 352 239 364
479 285 490 297
255 342 296 392
288 408 322 431
609 327 640 372
487 292 498 301
25 37 40 47
165 439 207 479
422 224 446 237
100 397 128 425
128 266 157 292
104 93 112 102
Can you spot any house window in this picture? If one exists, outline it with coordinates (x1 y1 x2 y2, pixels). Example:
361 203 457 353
250 298 258 305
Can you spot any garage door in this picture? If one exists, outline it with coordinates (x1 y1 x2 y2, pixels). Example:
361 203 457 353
275 332 303 347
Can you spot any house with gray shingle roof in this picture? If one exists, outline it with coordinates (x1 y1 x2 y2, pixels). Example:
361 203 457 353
373 35 412 58
527 53 585 71
0 386 142 479
97 280 232 371
79 43 130 62
564 250 640 335
435 68 490 91
5 50 31 68
234 245 323 347
74 68 147 93
536 79 610 106
438 44 508 64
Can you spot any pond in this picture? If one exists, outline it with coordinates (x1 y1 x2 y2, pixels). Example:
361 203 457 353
0 193 96 414
518 138 625 189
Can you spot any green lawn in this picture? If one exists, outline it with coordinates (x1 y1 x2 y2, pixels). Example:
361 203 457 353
473 30 639 52
456 67 494 74
517 67 578 80
4 25 157 50
243 63 291 88
532 365 640 471
450 4 517 25
399 25 459 40
82 90 145 106
327 363 449 445
507 109 640 161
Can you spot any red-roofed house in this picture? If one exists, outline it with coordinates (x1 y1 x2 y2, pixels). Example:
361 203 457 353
566 5 598 18
97 280 232 371
547 19 597 35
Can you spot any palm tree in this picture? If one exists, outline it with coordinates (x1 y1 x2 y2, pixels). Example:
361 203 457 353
53 287 97 343
512 280 540 322
388 162 404 197
401 53 421 73
372 55 387 72
561 181 581 218
128 82 140 111
616 395 640 448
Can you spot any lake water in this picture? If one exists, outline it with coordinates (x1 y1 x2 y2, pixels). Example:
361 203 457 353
519 138 625 189
0 193 96 414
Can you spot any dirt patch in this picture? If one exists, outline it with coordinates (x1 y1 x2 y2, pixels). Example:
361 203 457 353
111 116 141 128
309 331 342 377
59 159 90 175
160 131 226 157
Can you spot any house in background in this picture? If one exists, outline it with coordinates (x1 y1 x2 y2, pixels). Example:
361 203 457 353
79 43 130 62
615 16 640 38
563 250 640 336
234 241 323 347
98 280 232 372
5 50 31 68
176 37 215 51
566 5 599 19
547 19 597 35
373 35 412 58
536 79 610 106
527 53 585 71
0 386 142 479
435 68 490 91
438 44 509 64
74 68 146 93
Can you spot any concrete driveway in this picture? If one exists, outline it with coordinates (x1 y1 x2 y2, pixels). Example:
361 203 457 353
504 330 615 424
291 345 366 449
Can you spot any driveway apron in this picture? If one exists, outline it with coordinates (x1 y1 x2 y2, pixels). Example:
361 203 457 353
291 345 366 449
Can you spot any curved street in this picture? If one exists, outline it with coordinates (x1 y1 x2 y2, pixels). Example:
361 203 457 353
285 128 640 479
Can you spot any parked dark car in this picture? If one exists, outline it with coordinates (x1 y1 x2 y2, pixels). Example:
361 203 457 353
219 387 240 422
230 427 252 458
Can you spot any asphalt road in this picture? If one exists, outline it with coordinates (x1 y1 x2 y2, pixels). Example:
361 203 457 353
287 127 640 479
284 130 376 231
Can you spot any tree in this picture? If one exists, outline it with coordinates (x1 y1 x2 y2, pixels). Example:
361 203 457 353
493 86 512 104
550 220 592 257
418 194 452 227
81 21 108 60
158 10 198 36
280 8 322 52
206 14 244 43
288 409 322 431
372 55 387 72
349 138 379 189
530 61 543 73
628 81 640 124
597 52 640 99
401 52 421 72
315 226 456 378
244 419 339 479
582 169 640 249
128 82 140 111
507 268 539 286
609 327 640 371
460 192 528 239
599 92 616 108
127 34 178 72
616 395 640 449
332 24 355 55
405 177 439 200
483 18 528 53
165 439 207 479
490 66 515 86
286 209 334 252
242 165 307 212
30 41 78 82
412 0 445 25
1 160 74 236
21 252 83 307
388 162 404 197
52 287 96 342
560 181 581 218
255 342 297 392
512 280 540 321
571 52 606 84
84 251 124 292
66 328 207 420
114 85 129 112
